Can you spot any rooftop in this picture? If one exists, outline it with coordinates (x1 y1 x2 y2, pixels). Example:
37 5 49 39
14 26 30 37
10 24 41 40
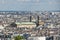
16 22 35 25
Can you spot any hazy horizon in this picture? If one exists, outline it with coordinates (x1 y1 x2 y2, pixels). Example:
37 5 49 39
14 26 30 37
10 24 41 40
0 0 60 11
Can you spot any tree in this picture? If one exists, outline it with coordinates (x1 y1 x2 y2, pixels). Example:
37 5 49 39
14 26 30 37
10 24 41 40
10 22 17 27
14 35 25 40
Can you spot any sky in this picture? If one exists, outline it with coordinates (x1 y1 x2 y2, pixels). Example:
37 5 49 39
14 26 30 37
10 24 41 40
0 0 60 11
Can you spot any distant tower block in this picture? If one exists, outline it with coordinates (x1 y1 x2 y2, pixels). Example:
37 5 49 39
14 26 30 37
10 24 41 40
30 16 32 22
37 16 39 23
35 16 39 27
37 16 39 26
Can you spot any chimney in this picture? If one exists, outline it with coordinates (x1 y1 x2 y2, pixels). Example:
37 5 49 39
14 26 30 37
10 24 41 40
37 16 39 22
36 16 39 27
30 16 32 22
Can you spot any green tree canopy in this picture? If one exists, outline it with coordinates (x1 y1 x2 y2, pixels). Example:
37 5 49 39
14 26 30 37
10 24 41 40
14 35 25 40
10 22 17 27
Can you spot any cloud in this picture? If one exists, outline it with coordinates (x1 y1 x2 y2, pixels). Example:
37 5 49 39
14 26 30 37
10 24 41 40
48 0 60 5
36 0 40 2
0 0 7 4
48 1 60 5
49 2 52 5
0 0 3 4
54 2 60 4
17 0 30 2
17 0 41 3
